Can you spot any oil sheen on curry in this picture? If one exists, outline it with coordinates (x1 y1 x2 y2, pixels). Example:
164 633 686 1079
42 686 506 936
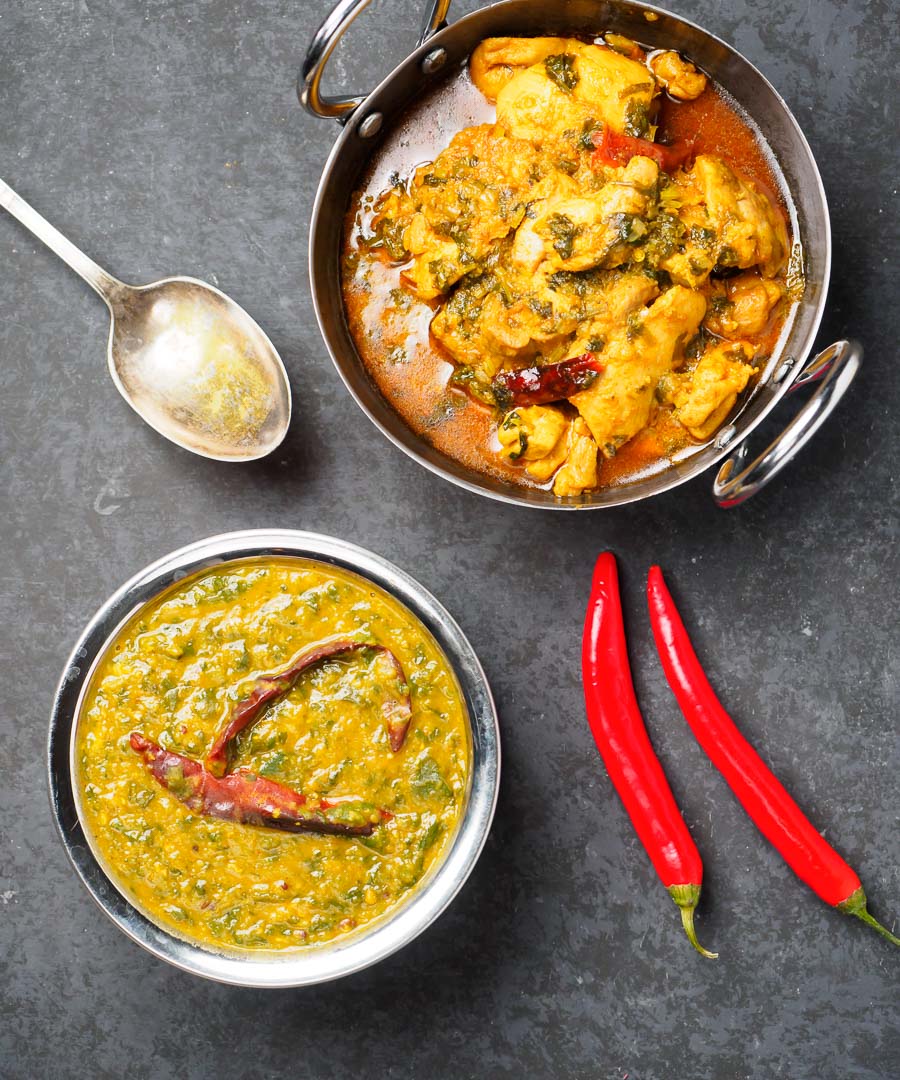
342 34 802 496
75 559 469 952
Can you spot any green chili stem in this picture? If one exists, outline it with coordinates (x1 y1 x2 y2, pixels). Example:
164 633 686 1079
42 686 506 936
838 888 900 947
668 884 718 959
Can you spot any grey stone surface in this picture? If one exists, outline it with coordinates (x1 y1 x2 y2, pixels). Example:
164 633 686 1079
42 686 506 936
0 1 897 1077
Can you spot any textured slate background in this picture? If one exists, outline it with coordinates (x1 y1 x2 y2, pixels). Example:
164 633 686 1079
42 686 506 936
1 1 897 1077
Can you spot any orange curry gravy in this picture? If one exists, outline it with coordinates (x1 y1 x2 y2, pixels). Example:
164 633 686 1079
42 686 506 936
341 47 796 492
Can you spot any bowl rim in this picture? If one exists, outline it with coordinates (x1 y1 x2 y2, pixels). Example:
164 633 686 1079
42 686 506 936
307 0 831 510
48 529 500 987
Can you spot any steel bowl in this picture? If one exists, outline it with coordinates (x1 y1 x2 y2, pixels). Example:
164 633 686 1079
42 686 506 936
301 0 861 509
48 530 500 987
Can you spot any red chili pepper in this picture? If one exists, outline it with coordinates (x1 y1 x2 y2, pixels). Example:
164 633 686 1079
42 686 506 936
492 352 604 409
582 553 716 958
129 733 379 837
590 125 693 173
206 638 412 775
647 566 900 947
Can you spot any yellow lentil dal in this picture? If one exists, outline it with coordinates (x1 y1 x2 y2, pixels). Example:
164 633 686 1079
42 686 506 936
75 558 470 952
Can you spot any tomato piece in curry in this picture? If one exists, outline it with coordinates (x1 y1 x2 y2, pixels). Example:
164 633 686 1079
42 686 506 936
75 559 470 952
342 34 801 497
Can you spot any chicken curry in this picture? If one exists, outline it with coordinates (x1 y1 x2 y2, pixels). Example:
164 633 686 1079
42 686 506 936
75 558 470 952
342 34 800 496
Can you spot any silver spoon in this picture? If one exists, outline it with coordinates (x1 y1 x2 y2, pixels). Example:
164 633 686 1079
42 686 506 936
0 178 291 461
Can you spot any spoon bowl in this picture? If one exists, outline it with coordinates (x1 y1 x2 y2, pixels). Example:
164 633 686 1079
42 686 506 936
0 178 291 461
106 277 291 461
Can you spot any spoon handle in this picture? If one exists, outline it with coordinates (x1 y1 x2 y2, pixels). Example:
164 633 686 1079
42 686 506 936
0 177 125 303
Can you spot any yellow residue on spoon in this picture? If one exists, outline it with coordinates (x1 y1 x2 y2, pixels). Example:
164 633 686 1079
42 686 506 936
128 294 277 446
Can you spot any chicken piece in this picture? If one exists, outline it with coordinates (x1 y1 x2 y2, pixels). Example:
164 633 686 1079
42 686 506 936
411 126 538 238
649 51 708 100
553 417 599 495
506 170 580 273
651 156 788 286
526 432 571 482
402 216 467 300
626 177 715 289
496 41 657 146
497 405 569 467
564 269 660 354
571 285 707 455
686 155 788 277
383 124 542 300
669 340 756 440
470 36 571 102
496 406 598 493
479 291 574 366
654 202 718 289
430 257 580 378
704 274 785 338
431 279 510 377
512 156 660 273
496 59 593 146
567 45 658 135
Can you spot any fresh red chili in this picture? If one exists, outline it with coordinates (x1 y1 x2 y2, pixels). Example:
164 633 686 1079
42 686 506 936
647 565 899 946
590 125 693 173
206 637 412 775
492 352 604 409
583 552 716 958
130 733 381 837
